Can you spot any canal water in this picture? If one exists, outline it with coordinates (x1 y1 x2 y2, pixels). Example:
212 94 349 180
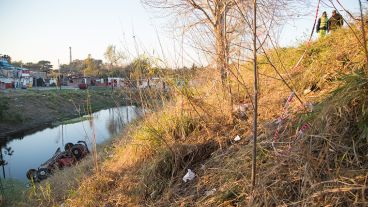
0 106 140 181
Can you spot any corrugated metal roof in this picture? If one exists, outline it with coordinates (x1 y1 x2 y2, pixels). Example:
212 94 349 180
0 60 15 70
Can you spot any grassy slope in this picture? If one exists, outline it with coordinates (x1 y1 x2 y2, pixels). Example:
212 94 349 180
26 26 368 206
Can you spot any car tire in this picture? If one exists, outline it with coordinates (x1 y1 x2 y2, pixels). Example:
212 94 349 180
37 168 50 180
26 169 37 180
71 146 83 160
64 142 74 151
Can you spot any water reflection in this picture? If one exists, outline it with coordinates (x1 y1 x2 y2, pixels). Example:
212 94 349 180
0 106 139 181
0 146 13 178
107 107 130 135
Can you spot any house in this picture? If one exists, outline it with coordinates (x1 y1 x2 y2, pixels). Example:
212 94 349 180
107 77 124 88
0 58 15 89
0 77 13 89
0 58 15 78
63 76 79 87
0 58 36 89
94 78 108 87
14 68 33 88
137 77 165 89
68 76 97 87
31 71 47 87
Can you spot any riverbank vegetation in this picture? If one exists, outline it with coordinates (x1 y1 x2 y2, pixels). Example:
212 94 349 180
0 87 141 138
3 0 368 206
16 21 368 206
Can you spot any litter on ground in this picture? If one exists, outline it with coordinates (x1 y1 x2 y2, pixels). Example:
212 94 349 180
234 135 241 141
183 169 196 182
205 188 217 196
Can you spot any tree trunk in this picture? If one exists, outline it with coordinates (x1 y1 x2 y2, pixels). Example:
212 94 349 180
215 1 233 120
215 2 227 87
251 0 258 188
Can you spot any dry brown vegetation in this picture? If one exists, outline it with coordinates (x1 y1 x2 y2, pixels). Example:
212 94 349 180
20 24 368 207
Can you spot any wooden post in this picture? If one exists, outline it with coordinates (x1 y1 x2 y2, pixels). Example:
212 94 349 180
251 0 258 189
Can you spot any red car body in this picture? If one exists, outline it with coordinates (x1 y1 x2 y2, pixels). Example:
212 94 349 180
27 141 89 181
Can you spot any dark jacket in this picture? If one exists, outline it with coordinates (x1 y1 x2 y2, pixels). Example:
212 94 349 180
329 13 344 30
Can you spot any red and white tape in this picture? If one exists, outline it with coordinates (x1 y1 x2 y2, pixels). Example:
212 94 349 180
272 92 311 154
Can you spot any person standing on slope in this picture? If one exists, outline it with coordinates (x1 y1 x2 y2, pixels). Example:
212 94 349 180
316 11 329 38
329 10 344 32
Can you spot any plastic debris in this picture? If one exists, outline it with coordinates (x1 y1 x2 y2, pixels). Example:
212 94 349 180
183 169 196 182
234 135 241 141
205 188 217 196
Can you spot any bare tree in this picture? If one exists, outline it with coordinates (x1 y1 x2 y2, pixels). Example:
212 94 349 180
142 1 244 89
142 0 305 84
104 44 125 70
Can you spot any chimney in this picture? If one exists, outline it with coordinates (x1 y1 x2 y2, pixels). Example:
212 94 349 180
69 47 72 64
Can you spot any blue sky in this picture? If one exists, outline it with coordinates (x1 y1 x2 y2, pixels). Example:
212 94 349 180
0 0 364 68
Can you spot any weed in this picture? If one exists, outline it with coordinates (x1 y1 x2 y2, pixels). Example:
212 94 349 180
0 179 27 206
0 98 9 121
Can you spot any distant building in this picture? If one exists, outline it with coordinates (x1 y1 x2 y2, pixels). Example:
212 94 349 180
0 58 15 89
31 71 47 87
0 77 13 89
0 58 34 89
108 77 125 88
137 77 165 89
0 58 15 77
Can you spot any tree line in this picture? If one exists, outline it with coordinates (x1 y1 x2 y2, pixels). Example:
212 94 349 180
3 44 198 80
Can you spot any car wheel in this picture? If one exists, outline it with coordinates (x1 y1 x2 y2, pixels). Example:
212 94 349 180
71 146 83 160
37 168 50 180
26 169 37 180
64 142 74 151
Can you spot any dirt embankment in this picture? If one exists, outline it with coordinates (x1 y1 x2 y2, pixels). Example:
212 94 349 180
0 88 135 139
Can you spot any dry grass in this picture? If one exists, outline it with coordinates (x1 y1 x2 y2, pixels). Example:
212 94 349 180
27 25 368 206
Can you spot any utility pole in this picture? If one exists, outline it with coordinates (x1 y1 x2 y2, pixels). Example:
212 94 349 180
251 0 258 189
69 47 72 64
58 59 61 90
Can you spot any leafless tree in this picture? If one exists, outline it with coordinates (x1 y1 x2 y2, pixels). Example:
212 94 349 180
142 0 306 85
143 0 239 90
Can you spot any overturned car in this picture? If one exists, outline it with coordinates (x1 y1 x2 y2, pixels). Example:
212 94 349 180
26 141 89 182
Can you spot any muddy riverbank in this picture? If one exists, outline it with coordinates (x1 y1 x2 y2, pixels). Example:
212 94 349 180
0 87 139 140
